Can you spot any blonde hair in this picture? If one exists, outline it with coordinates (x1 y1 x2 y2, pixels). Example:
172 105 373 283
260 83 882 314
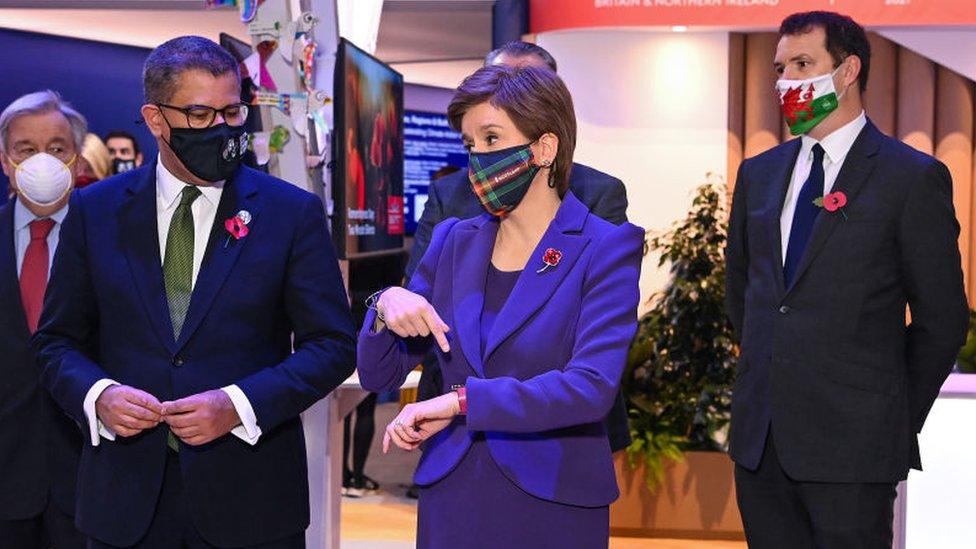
81 133 112 180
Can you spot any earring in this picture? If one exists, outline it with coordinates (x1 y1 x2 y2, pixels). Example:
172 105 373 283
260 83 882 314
541 159 552 167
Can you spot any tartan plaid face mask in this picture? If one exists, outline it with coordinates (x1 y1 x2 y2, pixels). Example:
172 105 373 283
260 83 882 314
467 141 540 217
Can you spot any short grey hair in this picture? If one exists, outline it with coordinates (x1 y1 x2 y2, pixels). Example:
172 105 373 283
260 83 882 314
143 36 240 104
0 90 88 153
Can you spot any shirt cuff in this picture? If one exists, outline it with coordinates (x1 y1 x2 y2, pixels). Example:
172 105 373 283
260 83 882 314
222 385 262 445
83 379 120 446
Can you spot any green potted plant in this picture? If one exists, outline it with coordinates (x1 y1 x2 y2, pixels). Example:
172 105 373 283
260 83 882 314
611 175 743 540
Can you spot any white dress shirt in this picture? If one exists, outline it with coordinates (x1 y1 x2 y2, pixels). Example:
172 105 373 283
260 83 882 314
780 111 867 263
14 199 67 277
83 157 262 447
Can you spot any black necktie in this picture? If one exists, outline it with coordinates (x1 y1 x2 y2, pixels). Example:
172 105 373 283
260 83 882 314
784 144 825 287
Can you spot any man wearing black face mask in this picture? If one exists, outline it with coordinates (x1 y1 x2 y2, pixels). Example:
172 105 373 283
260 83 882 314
104 129 143 175
34 36 355 548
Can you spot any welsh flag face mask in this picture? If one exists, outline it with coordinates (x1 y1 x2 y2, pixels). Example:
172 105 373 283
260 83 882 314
776 65 847 136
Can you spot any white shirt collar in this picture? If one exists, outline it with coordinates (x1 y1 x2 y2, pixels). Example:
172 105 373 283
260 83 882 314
155 154 224 211
800 110 867 164
13 196 69 231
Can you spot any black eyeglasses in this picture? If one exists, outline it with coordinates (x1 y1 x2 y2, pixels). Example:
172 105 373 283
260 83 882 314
156 103 250 129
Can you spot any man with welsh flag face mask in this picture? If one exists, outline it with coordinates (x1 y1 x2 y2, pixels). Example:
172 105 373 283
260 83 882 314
726 11 968 549
0 89 88 547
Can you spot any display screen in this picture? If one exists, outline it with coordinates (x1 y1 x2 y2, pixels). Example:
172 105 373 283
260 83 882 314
403 110 468 234
332 38 404 258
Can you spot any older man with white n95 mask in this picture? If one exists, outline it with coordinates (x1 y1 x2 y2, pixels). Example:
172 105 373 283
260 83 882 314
0 89 88 549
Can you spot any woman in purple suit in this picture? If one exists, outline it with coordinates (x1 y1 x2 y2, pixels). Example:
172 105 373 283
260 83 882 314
356 65 644 548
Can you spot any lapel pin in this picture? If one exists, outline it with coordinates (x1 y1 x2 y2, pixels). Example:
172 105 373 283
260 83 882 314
536 247 563 274
224 210 251 248
813 191 848 220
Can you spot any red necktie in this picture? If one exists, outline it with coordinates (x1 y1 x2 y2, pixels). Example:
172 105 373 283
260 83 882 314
20 218 56 334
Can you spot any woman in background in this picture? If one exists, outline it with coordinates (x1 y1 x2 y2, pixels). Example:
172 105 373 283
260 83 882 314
77 132 111 187
356 65 644 548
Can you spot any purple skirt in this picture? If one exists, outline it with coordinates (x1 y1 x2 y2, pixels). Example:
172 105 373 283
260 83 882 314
416 437 609 549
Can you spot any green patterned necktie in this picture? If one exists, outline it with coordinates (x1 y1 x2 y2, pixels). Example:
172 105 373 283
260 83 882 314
163 185 202 340
163 185 201 452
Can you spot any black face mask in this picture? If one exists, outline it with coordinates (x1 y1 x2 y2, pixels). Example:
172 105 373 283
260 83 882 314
163 121 248 182
112 158 137 175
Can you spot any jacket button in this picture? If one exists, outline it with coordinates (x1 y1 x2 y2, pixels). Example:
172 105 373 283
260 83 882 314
173 357 184 367
779 306 791 314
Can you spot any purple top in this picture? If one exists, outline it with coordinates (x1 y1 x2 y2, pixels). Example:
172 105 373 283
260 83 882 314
480 263 522 356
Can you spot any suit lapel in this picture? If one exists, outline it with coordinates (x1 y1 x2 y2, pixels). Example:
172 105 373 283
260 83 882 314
120 160 178 355
769 139 802 299
174 169 260 351
0 202 29 334
451 214 496 377
483 193 592 363
786 122 882 294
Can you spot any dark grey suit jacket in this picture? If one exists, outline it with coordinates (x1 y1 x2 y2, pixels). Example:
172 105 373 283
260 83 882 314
406 162 633 452
725 120 968 482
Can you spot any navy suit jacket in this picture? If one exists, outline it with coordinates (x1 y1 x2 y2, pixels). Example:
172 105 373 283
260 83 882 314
34 161 356 547
725 120 968 482
359 193 643 507
0 201 82 521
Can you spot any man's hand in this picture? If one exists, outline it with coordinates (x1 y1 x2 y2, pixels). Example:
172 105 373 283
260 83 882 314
95 385 163 437
161 390 241 446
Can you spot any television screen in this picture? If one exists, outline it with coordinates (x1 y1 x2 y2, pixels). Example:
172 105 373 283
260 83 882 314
332 38 405 258
403 110 468 234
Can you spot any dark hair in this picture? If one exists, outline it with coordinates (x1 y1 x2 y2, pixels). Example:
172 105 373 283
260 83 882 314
485 41 558 72
448 65 576 196
143 36 240 104
779 11 871 92
104 129 141 156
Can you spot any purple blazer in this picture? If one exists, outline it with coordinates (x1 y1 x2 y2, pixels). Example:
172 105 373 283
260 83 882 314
357 192 643 507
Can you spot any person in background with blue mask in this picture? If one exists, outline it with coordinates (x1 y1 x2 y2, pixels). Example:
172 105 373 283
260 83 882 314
726 11 968 548
34 36 355 548
0 89 87 548
357 65 644 548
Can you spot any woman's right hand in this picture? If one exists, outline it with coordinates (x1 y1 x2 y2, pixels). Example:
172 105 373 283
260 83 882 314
376 287 451 353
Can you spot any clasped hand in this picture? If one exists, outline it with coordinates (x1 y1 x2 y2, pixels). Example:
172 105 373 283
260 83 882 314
383 392 461 453
95 385 241 446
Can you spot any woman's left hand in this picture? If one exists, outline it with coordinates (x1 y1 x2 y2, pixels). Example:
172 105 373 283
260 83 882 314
383 393 461 453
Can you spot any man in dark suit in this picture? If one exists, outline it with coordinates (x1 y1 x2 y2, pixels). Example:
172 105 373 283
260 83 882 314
0 90 87 548
34 37 355 548
725 12 968 548
405 41 632 454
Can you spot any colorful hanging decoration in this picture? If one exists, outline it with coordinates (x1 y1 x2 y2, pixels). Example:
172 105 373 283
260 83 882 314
204 0 265 23
255 40 279 91
247 20 280 39
268 125 291 153
297 35 317 92
238 0 265 22
250 132 271 165
252 91 307 115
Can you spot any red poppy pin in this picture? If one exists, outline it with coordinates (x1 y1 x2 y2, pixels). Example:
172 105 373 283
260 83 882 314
813 191 848 220
224 210 251 248
536 247 563 274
